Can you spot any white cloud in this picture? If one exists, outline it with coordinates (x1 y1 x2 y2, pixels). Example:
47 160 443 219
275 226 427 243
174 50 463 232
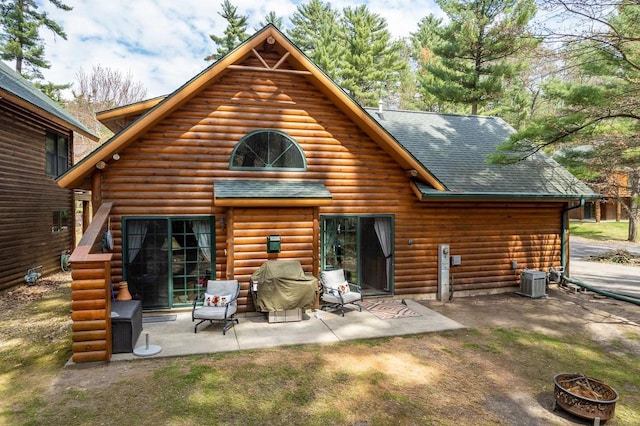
26 0 440 99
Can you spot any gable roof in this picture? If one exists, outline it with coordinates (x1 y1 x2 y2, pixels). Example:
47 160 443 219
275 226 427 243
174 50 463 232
55 25 595 202
364 108 597 200
0 61 98 140
57 25 442 190
96 96 165 133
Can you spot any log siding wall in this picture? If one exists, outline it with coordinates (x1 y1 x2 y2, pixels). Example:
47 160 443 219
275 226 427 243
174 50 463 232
0 101 74 291
96 50 565 311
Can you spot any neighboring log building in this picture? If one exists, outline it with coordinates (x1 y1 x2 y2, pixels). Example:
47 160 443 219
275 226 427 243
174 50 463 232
0 61 98 291
56 26 596 361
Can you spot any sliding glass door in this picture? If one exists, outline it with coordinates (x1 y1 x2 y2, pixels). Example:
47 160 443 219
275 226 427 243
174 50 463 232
321 215 393 295
123 216 214 309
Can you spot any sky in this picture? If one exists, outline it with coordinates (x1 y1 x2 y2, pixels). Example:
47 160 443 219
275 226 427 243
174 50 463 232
13 0 442 99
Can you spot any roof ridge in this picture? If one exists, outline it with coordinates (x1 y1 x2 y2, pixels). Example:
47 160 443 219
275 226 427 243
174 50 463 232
363 107 502 120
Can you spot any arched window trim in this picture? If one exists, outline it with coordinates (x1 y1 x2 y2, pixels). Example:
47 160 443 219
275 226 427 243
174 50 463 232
229 129 307 172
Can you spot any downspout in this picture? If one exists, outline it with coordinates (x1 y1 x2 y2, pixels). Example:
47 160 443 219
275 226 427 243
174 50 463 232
563 275 640 306
561 198 585 273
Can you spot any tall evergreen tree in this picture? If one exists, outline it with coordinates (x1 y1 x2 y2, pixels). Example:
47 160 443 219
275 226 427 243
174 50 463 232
393 39 421 111
205 0 249 61
0 0 72 79
340 5 407 107
493 0 640 241
422 0 538 115
257 11 283 31
411 14 461 113
287 0 343 80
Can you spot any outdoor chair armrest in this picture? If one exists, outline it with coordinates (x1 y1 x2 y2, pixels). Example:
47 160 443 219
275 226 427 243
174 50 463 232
192 293 205 309
347 282 361 292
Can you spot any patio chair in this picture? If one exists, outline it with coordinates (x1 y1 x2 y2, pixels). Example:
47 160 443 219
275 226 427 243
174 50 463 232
192 280 240 334
319 269 362 316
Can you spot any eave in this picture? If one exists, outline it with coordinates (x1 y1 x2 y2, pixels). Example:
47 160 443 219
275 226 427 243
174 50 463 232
213 179 333 207
0 89 99 141
214 198 333 207
410 181 602 202
96 96 165 133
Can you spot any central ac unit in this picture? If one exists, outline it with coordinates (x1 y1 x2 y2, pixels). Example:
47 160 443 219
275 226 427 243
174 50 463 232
518 270 547 298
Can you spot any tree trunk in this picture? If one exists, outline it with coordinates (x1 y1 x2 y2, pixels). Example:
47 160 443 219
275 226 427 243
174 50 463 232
629 172 639 242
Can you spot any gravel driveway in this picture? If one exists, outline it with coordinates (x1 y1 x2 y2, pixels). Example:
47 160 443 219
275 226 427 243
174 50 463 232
569 236 640 299
570 235 640 259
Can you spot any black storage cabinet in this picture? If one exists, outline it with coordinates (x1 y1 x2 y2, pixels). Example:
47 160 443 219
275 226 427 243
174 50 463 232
111 300 142 353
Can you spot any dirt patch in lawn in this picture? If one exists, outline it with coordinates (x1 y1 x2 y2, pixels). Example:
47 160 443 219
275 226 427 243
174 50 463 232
422 288 640 355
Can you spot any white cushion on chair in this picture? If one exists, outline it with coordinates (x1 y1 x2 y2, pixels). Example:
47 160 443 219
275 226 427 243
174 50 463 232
206 280 239 296
194 305 237 320
321 291 361 305
320 269 347 287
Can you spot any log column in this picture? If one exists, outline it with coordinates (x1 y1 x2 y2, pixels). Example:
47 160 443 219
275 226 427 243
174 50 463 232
70 258 112 363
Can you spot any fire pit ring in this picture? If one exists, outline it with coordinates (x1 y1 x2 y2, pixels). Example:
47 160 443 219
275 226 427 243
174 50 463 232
553 373 619 423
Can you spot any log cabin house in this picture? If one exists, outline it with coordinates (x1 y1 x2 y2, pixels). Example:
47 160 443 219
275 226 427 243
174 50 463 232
569 172 632 222
0 61 98 291
57 25 597 362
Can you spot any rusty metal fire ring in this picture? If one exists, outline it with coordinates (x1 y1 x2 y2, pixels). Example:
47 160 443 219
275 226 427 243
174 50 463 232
553 373 619 422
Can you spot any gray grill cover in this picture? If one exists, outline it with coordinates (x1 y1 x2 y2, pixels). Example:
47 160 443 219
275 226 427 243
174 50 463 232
251 260 317 311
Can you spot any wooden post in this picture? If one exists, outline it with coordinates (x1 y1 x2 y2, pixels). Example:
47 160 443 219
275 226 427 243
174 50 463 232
68 203 114 363
226 208 234 280
82 200 91 233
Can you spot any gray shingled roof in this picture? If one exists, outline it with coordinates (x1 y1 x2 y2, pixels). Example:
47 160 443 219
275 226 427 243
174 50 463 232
365 108 596 198
0 60 95 137
214 179 332 199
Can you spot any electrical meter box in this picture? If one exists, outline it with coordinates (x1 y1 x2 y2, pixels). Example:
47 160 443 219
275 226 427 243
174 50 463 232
267 235 281 253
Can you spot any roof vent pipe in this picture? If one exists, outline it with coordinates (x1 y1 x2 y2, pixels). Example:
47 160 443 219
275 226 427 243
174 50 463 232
377 100 385 120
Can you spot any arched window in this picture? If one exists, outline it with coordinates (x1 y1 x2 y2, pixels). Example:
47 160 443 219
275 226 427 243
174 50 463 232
230 130 306 171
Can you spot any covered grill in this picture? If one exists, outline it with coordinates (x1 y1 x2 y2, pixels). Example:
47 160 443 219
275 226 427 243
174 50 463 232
251 260 317 312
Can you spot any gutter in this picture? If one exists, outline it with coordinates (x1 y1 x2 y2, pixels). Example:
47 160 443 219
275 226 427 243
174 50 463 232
561 198 585 272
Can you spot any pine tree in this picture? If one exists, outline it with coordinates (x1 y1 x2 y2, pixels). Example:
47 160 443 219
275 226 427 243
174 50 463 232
0 0 72 79
287 0 343 80
411 14 460 113
257 11 283 31
340 5 407 107
494 1 640 241
205 0 249 61
422 0 538 115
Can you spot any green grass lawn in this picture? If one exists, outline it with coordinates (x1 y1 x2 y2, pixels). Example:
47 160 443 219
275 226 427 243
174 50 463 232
2 281 640 425
570 220 631 242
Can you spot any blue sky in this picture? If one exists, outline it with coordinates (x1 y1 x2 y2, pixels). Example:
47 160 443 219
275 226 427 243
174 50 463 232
23 0 442 99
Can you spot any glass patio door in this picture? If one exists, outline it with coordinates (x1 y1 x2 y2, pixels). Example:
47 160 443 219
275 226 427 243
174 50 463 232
123 217 214 309
321 215 393 295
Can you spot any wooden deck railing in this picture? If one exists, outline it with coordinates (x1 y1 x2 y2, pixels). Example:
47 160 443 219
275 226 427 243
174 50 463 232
68 202 114 363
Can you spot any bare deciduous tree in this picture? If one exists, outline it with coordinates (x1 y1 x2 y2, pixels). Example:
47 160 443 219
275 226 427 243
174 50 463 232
66 65 147 161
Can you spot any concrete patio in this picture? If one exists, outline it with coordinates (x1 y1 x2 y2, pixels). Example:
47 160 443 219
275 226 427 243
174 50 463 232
108 299 465 362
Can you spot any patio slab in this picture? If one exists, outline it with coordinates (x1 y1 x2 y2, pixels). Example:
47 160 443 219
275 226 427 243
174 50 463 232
106 299 464 362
